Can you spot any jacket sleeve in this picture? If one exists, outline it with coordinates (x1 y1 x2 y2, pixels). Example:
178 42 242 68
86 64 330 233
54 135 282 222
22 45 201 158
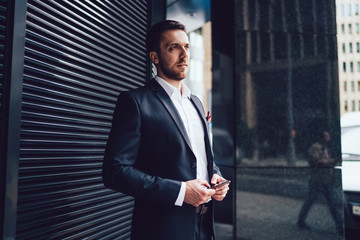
213 162 222 177
102 92 181 207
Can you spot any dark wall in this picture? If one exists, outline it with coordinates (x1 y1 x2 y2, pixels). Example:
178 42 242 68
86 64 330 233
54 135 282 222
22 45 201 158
211 0 236 226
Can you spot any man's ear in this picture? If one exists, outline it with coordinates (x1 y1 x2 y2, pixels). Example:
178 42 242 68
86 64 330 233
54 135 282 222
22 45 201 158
149 51 159 64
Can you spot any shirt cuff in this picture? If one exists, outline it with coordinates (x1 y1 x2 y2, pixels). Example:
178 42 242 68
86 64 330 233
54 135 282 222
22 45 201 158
175 182 186 206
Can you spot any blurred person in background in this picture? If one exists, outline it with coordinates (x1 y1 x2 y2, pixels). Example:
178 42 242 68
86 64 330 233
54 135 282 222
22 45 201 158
297 130 343 235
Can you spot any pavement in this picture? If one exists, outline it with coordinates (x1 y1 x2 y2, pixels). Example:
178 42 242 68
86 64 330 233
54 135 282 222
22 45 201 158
215 223 233 240
214 190 344 240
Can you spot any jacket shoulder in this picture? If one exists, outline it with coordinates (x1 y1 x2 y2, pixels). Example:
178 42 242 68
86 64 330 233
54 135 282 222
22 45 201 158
118 83 153 101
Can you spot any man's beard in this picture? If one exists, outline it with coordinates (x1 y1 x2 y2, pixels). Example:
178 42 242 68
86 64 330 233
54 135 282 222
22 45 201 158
158 60 188 81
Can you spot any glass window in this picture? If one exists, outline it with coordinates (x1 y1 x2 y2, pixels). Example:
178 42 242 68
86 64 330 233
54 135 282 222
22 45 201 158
359 101 360 111
349 24 352 34
343 62 346 72
350 42 353 53
344 81 347 91
341 4 345 16
351 81 355 91
352 100 355 111
342 24 345 33
358 81 360 91
350 62 354 72
348 4 352 16
357 42 360 52
356 4 359 15
358 62 360 72
343 43 346 53
345 100 348 111
356 23 360 33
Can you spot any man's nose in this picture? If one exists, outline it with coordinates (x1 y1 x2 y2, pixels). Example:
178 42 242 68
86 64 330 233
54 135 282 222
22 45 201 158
180 47 189 58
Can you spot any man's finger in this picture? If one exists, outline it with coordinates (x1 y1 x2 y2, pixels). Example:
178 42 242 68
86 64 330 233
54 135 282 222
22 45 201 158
207 188 216 195
199 180 211 189
212 194 225 201
210 174 217 184
214 184 229 191
211 174 221 185
215 190 227 195
215 186 229 194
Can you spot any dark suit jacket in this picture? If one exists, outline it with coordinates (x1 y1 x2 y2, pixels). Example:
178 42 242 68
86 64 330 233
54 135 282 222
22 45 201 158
103 78 221 240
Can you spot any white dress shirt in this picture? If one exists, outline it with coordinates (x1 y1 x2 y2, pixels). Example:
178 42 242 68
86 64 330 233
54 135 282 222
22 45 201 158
154 76 209 206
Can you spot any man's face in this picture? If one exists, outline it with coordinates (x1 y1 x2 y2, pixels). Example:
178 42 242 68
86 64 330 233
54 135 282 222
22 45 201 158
151 30 190 81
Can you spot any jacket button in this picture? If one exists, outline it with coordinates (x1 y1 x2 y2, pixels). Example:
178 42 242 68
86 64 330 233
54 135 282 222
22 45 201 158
192 162 197 169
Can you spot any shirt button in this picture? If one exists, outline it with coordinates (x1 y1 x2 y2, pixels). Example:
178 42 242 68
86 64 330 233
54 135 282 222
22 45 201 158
192 162 197 169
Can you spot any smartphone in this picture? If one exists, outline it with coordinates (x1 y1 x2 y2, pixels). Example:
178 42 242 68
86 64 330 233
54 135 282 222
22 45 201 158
211 180 231 189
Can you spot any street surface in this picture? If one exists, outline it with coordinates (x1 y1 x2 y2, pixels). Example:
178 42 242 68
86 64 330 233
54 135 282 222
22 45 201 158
216 190 343 240
235 191 342 240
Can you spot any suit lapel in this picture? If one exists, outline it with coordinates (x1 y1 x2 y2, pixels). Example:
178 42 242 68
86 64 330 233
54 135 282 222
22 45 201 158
149 79 193 151
190 95 214 158
190 95 208 131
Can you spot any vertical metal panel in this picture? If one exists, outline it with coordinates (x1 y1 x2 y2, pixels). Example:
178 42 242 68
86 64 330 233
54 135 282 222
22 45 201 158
0 1 5 119
0 0 9 238
16 0 150 239
1 0 27 239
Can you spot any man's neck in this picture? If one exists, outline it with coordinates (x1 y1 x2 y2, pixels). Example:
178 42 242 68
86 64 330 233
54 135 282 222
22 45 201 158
157 75 183 93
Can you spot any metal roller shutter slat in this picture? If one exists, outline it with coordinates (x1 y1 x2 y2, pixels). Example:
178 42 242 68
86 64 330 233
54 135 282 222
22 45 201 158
16 1 150 238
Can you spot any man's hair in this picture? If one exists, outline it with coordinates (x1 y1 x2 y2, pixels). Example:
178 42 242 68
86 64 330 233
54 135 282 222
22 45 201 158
146 20 187 53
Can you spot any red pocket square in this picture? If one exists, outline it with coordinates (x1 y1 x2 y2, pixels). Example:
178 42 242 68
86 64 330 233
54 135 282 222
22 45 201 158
206 111 212 123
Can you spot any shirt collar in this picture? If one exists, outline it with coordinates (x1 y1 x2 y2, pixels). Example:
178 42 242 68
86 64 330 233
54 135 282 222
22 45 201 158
155 76 191 99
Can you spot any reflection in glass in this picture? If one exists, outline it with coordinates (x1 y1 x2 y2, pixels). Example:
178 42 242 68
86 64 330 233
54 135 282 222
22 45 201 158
231 0 344 239
236 167 343 240
235 0 340 168
297 131 343 235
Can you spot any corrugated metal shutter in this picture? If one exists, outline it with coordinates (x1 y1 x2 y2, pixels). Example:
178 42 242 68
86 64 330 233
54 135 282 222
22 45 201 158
0 0 7 129
0 4 8 234
16 1 150 239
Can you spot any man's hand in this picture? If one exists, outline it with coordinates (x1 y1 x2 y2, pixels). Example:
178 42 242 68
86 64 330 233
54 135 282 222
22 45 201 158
184 179 216 207
211 174 230 202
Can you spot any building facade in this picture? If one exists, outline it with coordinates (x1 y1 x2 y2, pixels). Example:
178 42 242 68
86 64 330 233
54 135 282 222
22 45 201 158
337 0 360 116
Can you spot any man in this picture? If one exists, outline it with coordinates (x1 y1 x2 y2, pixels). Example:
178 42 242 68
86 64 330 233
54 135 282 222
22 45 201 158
297 130 343 235
103 20 229 240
